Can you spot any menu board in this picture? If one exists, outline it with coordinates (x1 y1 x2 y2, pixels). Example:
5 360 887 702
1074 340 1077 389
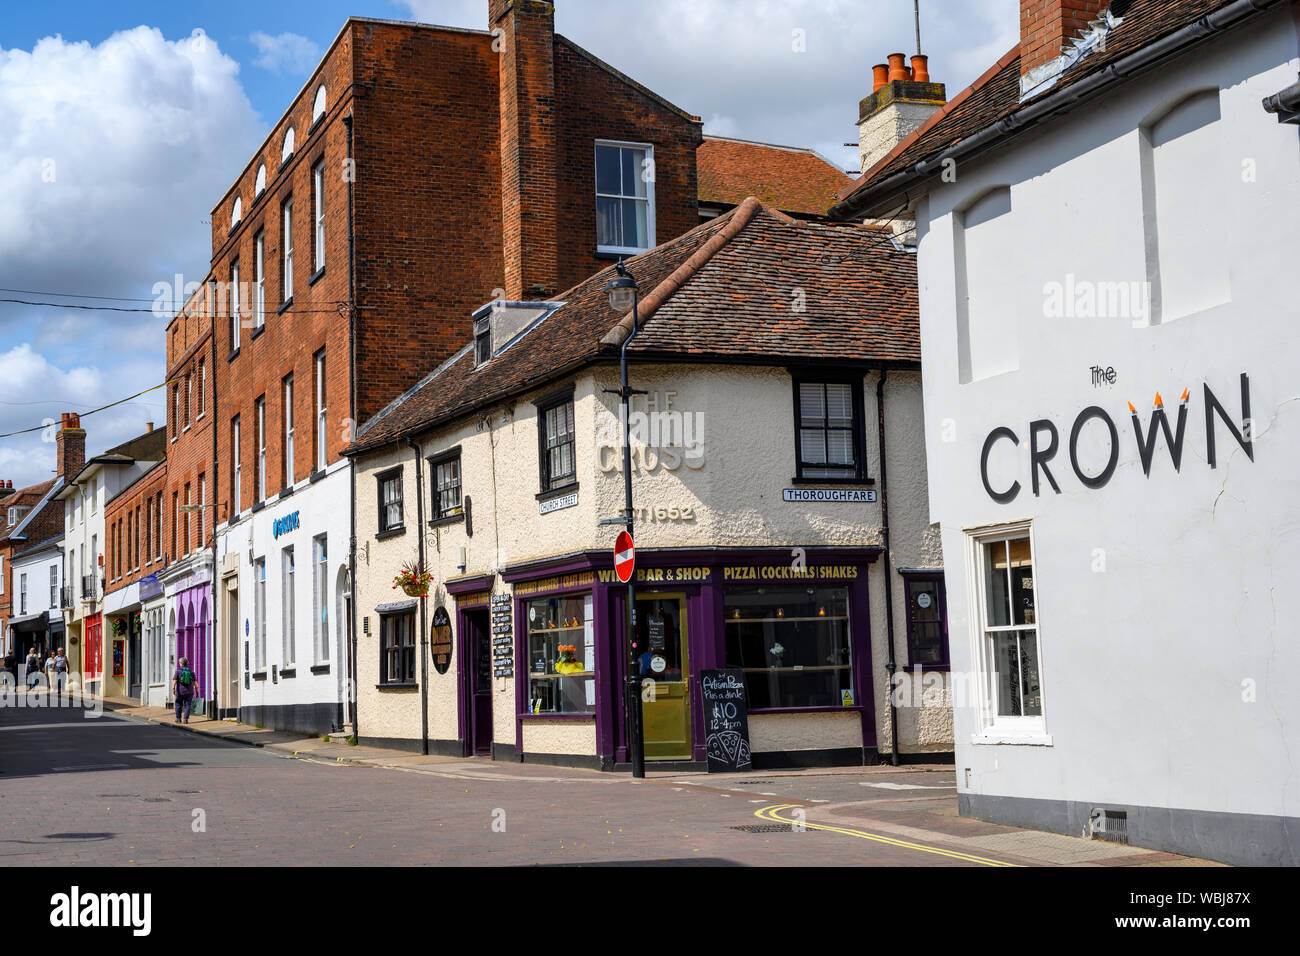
430 606 453 675
700 668 752 772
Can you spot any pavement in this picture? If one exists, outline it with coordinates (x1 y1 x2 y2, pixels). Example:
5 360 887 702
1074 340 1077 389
0 691 1218 866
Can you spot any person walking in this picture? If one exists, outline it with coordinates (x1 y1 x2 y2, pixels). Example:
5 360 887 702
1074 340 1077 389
51 647 68 695
171 656 197 723
43 648 55 691
25 647 41 690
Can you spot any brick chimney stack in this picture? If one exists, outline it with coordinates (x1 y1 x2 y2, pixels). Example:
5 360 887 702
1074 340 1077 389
56 412 86 479
1020 1 1108 87
857 55 946 178
492 0 559 300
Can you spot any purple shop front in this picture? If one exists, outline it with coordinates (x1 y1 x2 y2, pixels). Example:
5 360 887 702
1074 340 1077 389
496 547 884 771
173 583 209 699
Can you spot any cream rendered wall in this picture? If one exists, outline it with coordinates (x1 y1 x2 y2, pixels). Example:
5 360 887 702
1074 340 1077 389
354 362 949 756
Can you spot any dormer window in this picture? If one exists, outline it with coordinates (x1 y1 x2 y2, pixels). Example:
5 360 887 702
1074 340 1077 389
255 163 267 198
231 197 242 229
282 127 296 165
312 85 327 127
471 299 564 370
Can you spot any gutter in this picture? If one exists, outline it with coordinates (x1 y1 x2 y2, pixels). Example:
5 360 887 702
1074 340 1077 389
833 0 1289 220
876 371 900 766
407 437 430 756
345 112 359 739
1262 77 1300 122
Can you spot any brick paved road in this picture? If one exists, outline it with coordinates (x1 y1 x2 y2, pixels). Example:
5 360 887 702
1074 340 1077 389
0 702 1197 866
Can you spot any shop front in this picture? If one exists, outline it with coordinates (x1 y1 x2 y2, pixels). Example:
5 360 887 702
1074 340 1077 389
501 547 880 770
82 612 102 696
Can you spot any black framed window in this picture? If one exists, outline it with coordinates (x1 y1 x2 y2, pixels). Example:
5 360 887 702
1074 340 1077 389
538 396 576 492
431 452 462 519
903 572 949 667
377 467 403 533
379 611 416 684
792 373 867 481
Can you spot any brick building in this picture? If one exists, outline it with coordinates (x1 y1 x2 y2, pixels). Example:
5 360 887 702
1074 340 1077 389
1 414 84 663
56 422 165 695
208 1 703 734
159 280 216 712
103 449 167 705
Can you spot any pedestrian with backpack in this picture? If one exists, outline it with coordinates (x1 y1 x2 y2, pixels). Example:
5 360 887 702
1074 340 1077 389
24 647 41 690
172 656 197 723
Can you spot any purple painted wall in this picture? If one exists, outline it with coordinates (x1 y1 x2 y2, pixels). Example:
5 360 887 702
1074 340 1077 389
174 584 209 697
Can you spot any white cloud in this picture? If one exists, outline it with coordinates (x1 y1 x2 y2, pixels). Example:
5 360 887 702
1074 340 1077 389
0 26 258 485
249 31 322 75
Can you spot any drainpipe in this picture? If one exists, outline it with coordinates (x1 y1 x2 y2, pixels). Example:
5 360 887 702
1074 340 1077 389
876 369 900 766
407 437 429 756
210 279 220 718
344 112 358 738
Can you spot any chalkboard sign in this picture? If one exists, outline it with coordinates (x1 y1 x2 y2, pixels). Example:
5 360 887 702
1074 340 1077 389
700 668 752 772
430 606 452 675
647 612 665 652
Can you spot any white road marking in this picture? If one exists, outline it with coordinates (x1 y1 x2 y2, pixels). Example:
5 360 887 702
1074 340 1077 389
861 781 956 790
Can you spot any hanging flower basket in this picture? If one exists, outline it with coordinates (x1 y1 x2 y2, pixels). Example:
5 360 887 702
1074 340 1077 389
393 558 433 598
111 617 127 637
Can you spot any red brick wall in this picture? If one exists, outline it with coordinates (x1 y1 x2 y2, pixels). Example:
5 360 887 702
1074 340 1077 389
211 33 355 524
104 461 167 594
350 22 504 423
166 283 215 562
1020 0 1107 76
553 38 702 293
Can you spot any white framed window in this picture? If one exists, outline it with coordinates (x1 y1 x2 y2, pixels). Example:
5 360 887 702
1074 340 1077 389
231 260 241 350
282 546 296 667
197 359 205 418
967 522 1049 744
50 564 57 608
254 557 267 669
314 534 329 663
256 397 267 502
231 196 242 229
315 350 327 472
255 163 267 199
283 375 295 489
594 141 655 255
198 473 206 547
19 573 27 615
232 417 242 514
312 84 327 126
313 161 326 272
282 198 294 302
281 126 295 164
255 231 266 329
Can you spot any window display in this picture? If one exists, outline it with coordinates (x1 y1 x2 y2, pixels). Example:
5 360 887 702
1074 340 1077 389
724 586 851 708
526 593 594 713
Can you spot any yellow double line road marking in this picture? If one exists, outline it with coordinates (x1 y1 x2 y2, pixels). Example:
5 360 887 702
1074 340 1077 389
754 804 1019 867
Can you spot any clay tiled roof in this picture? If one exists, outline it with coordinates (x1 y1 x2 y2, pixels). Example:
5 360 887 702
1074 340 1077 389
0 479 56 543
837 0 1259 214
347 199 917 455
698 137 854 216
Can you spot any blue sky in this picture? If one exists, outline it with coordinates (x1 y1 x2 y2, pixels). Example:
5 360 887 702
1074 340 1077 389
0 0 1016 487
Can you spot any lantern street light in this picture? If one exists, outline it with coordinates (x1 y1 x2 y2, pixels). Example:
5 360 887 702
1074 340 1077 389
604 260 646 778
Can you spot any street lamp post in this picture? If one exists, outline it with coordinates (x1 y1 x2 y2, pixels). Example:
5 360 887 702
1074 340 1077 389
605 261 646 778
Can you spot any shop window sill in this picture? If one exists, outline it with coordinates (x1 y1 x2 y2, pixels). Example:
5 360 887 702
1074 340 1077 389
377 681 417 691
308 266 326 286
309 469 327 484
280 667 296 679
428 512 464 529
252 670 267 681
748 705 865 715
249 324 265 342
310 663 330 675
375 526 405 541
278 485 294 501
517 712 595 720
227 347 241 363
251 501 266 514
277 297 293 315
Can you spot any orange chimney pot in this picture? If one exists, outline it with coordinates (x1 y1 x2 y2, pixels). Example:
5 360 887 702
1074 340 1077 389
911 54 930 83
887 52 908 83
872 63 889 92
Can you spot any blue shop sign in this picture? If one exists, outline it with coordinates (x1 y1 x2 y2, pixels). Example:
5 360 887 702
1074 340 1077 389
138 572 164 601
273 510 300 538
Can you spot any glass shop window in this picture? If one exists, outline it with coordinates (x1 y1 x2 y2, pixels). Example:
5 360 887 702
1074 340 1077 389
724 586 852 709
526 593 594 714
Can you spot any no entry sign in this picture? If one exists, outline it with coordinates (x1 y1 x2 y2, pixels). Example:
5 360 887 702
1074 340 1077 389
614 530 635 583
